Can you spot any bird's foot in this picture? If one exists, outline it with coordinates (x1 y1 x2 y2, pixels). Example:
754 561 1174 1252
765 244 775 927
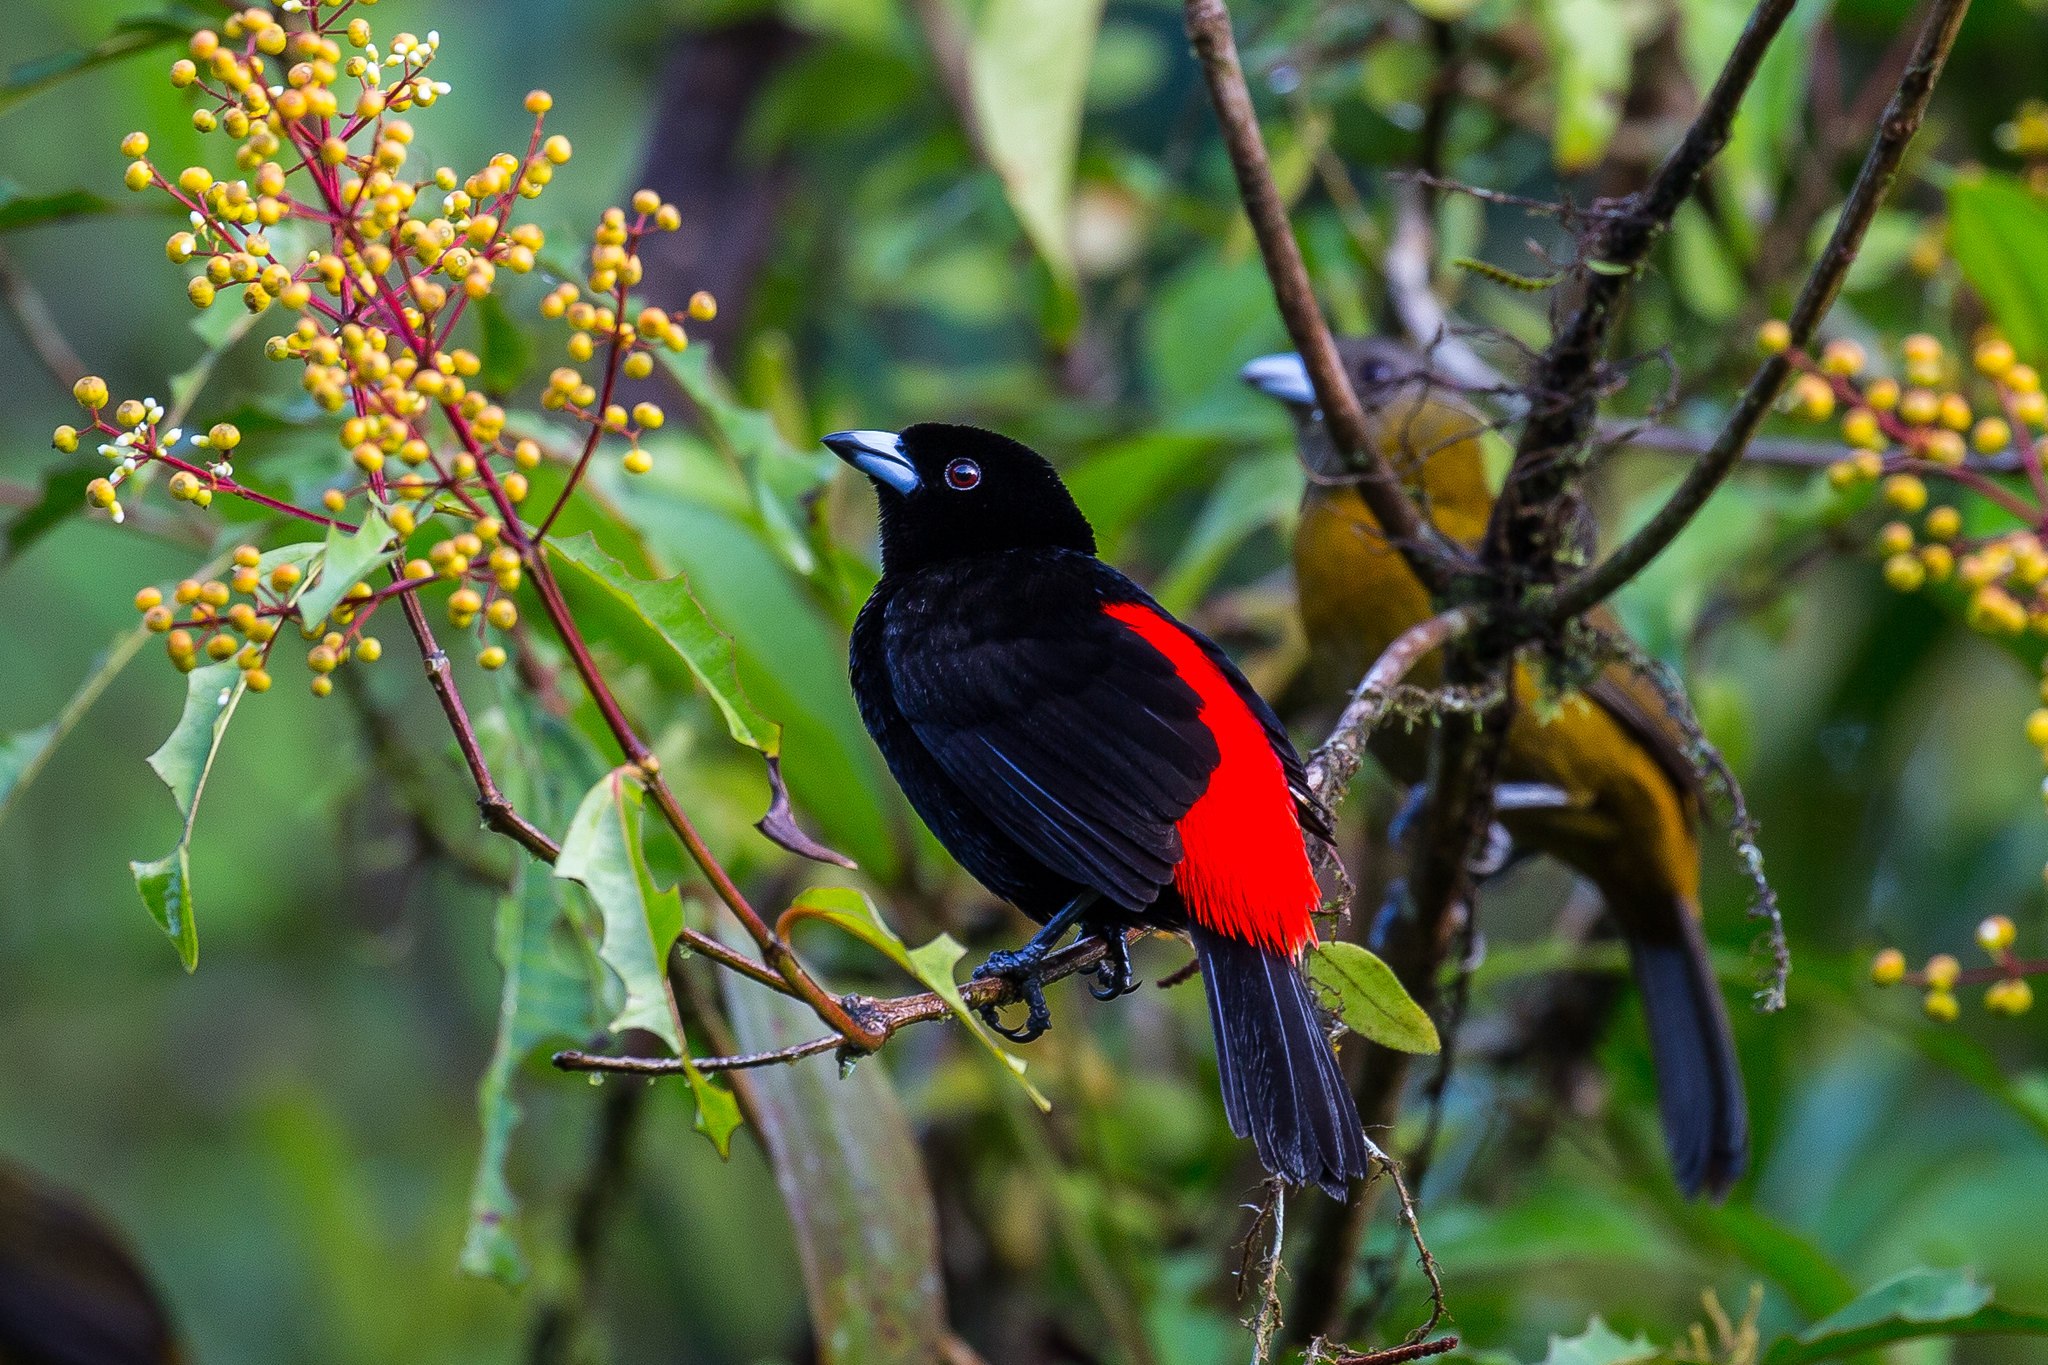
1088 929 1141 1001
972 947 1055 1044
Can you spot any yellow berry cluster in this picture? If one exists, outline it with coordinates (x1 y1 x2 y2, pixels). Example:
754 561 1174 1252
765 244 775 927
1870 914 2040 1020
130 543 387 696
1761 326 2048 635
54 2 715 692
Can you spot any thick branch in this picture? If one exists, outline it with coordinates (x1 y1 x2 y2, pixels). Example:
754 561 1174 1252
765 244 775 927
1547 0 1974 624
1486 0 1802 573
1184 0 1467 595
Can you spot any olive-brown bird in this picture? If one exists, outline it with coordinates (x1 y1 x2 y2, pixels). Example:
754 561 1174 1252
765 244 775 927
1243 341 1748 1198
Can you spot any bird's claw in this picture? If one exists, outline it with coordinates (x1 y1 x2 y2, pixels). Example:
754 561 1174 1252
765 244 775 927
972 948 1054 1044
1089 930 1140 1001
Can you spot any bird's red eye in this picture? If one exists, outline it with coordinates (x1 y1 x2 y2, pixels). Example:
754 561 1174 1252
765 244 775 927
945 458 982 490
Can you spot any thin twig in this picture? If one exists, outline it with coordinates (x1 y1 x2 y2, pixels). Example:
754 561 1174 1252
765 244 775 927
0 241 87 390
1305 608 1480 807
1548 0 1974 624
554 1033 841 1076
1184 0 1466 595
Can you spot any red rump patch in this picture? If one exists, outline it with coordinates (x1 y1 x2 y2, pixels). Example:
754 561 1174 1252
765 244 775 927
1105 603 1318 957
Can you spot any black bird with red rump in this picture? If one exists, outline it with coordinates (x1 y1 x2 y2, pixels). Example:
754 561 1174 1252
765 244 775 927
828 423 1369 1195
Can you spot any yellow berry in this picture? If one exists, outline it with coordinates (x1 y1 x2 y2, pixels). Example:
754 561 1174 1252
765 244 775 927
1926 506 1962 540
1987 978 2034 1016
86 478 117 508
1877 522 1915 556
73 376 109 410
1903 333 1943 368
478 645 508 670
310 675 334 698
1820 338 1866 376
1923 989 1960 1022
632 401 664 430
486 598 518 629
124 161 153 192
270 562 302 591
143 605 174 633
1974 337 2016 377
1871 948 1907 985
1939 393 1973 431
246 668 272 693
205 634 238 662
1882 474 1926 512
189 277 216 308
1923 429 1966 464
1883 553 1926 592
1757 319 1792 353
525 90 552 114
1925 953 1961 990
1794 374 1835 421
502 473 528 502
1973 417 2012 453
120 131 149 157
543 134 572 164
1842 408 1883 449
688 291 717 322
1899 389 1940 426
357 637 382 663
1920 543 1955 582
1978 915 2018 953
622 448 653 475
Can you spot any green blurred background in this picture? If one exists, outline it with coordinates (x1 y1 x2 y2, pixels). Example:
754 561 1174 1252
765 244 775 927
3 0 2047 1362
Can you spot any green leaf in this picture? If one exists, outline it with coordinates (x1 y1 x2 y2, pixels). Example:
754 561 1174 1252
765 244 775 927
721 941 950 1365
0 9 210 114
1538 1317 1663 1365
1948 172 2048 366
0 625 148 832
461 861 602 1285
292 511 395 634
130 661 247 970
1761 1268 2048 1365
1153 450 1301 615
548 533 780 756
0 183 114 233
1540 0 1634 172
556 768 685 1052
782 886 1048 1109
967 0 1106 285
659 346 836 580
1303 941 1440 1054
473 293 536 395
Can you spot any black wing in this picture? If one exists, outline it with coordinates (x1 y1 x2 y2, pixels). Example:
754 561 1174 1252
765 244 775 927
880 552 1220 911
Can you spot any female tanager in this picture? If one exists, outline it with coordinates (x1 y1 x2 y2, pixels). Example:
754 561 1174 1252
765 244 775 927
1243 341 1748 1198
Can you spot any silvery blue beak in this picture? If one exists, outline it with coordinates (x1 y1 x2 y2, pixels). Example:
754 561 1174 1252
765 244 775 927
823 429 920 495
1239 352 1317 408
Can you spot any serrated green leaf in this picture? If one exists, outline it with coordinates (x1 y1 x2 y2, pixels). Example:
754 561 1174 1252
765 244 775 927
1760 1268 2048 1365
783 886 1048 1109
548 533 780 756
1948 172 2048 366
291 511 394 634
686 1067 744 1158
1538 1317 1662 1365
659 346 834 579
1304 940 1440 1054
556 768 685 1052
967 0 1105 285
0 625 148 832
461 861 601 1285
130 661 247 970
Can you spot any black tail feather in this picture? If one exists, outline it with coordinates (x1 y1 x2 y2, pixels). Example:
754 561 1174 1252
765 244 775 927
1629 907 1748 1198
1192 923 1370 1197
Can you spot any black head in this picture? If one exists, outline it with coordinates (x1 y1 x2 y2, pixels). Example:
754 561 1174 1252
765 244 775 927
823 423 1096 576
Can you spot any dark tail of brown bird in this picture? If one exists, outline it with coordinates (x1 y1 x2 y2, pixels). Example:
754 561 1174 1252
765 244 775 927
1628 904 1748 1198
1192 923 1371 1197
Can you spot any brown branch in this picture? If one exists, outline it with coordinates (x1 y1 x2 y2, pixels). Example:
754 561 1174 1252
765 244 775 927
1485 0 1803 576
1184 0 1467 595
1304 607 1480 806
393 584 561 864
1547 0 1974 625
